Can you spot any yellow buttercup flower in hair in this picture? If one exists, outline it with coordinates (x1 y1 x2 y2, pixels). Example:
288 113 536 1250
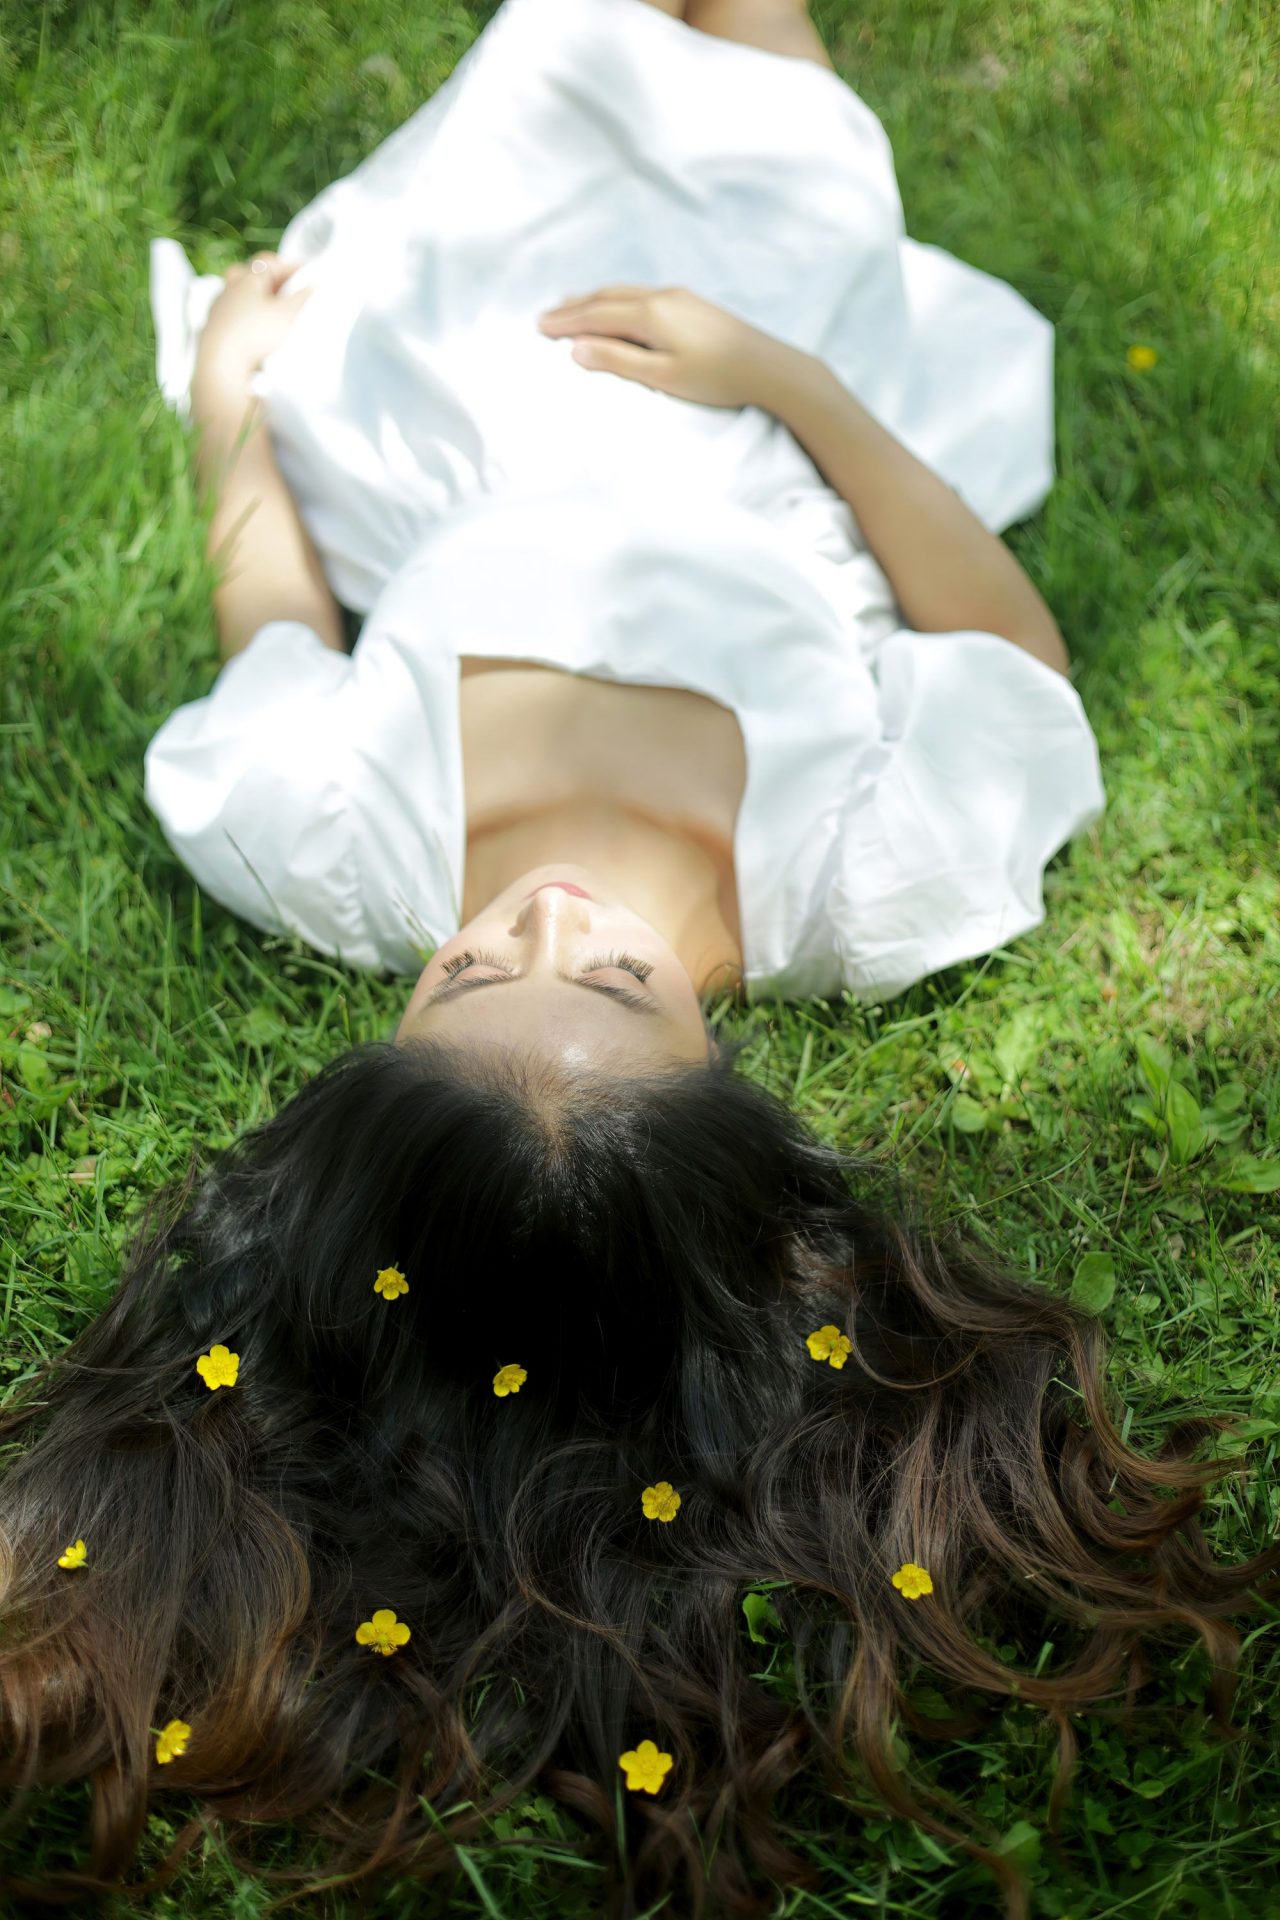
355 1607 412 1656
641 1481 681 1523
493 1362 527 1397
57 1537 88 1570
195 1343 239 1390
155 1718 191 1764
805 1323 852 1368
619 1737 674 1795
891 1561 934 1600
374 1265 409 1300
1126 343 1158 371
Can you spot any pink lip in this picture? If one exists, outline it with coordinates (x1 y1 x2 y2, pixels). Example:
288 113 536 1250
525 881 592 900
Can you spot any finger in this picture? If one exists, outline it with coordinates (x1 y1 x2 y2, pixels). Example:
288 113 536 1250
226 254 279 286
250 254 302 295
570 337 668 389
267 257 305 294
541 298 657 346
542 284 656 315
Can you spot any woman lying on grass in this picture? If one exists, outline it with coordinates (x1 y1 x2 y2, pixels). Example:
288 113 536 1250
1 0 1275 1914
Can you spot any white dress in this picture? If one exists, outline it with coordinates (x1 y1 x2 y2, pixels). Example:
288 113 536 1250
143 0 1105 1004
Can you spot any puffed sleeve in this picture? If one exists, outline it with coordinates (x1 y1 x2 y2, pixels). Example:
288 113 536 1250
828 628 1105 1003
143 621 458 972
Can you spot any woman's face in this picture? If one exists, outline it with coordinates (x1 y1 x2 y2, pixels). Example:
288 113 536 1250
397 865 714 1065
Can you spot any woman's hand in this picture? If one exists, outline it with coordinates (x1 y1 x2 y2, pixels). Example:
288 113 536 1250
537 284 793 410
195 252 314 388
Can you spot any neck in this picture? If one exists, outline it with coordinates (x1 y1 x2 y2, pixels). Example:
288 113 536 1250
462 802 744 998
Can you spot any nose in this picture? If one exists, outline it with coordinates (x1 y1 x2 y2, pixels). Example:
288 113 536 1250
512 886 592 956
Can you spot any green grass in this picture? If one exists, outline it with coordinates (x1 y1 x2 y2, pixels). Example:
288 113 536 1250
2 0 1279 1912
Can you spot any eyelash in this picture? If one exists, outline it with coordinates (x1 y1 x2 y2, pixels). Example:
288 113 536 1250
440 946 654 984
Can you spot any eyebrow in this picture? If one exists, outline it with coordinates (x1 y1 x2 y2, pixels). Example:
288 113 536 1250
420 972 664 1018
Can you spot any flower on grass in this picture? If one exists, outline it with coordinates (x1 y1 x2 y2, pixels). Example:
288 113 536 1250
805 1323 852 1368
374 1265 409 1300
57 1538 88 1570
155 1718 191 1764
619 1737 673 1795
355 1607 412 1656
641 1481 681 1523
195 1344 239 1390
492 1362 527 1397
1126 343 1158 371
891 1561 934 1600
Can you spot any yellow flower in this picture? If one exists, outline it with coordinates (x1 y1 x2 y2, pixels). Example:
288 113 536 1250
891 1561 934 1600
619 1737 674 1795
805 1323 852 1368
195 1343 239 1391
57 1537 88 1570
374 1265 409 1300
492 1362 527 1397
355 1607 412 1656
155 1718 191 1764
641 1481 681 1523
1126 343 1158 371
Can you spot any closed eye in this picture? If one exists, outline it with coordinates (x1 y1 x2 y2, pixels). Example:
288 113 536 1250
422 971 661 1016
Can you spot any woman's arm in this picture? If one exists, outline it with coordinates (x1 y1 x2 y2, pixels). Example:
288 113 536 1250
753 345 1070 677
190 356 347 663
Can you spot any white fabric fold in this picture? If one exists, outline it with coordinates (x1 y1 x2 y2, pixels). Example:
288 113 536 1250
828 628 1103 1000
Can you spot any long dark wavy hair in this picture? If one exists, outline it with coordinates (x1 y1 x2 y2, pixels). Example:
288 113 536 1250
1 1034 1276 1917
